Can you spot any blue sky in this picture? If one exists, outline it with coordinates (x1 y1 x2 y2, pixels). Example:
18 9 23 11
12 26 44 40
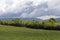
0 0 60 20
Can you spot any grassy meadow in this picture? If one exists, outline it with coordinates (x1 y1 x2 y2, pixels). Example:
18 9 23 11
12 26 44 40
0 18 60 40
0 25 60 40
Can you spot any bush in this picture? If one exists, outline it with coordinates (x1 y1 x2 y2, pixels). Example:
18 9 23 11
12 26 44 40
0 18 60 30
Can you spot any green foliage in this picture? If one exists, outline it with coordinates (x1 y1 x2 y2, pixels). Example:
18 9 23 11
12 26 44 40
49 18 56 24
0 18 60 30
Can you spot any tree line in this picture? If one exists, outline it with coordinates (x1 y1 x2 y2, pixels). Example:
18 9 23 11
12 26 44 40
0 18 60 30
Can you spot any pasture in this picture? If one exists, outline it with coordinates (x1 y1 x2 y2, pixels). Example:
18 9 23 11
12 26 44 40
0 25 60 40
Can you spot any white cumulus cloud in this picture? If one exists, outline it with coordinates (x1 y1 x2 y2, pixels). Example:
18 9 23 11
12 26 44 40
0 0 60 19
37 15 60 20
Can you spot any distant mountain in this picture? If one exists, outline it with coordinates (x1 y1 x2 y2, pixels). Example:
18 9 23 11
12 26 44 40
0 17 60 21
0 17 41 20
55 18 60 20
20 18 41 20
0 18 15 20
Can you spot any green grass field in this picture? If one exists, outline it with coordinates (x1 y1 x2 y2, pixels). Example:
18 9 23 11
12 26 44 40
0 25 60 40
